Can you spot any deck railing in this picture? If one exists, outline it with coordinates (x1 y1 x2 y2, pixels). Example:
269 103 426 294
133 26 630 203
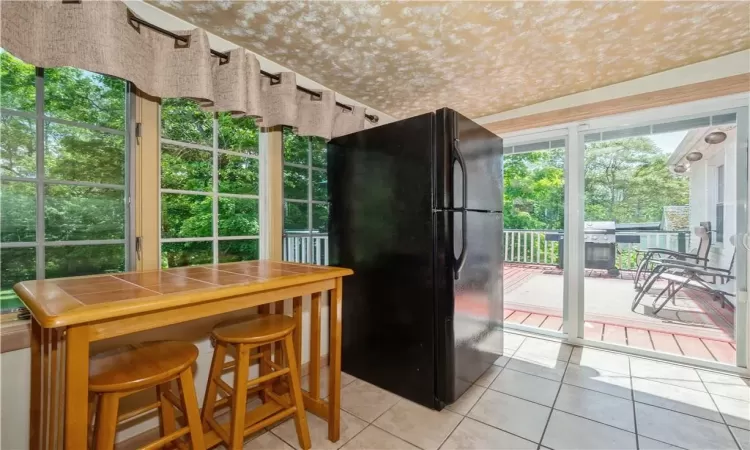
284 230 690 271
504 229 690 270
283 232 329 265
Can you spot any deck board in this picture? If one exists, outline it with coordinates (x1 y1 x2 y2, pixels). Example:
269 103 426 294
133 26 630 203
625 328 654 350
521 313 547 327
650 331 683 355
602 324 627 345
583 322 603 341
674 335 714 360
701 340 736 364
539 316 563 331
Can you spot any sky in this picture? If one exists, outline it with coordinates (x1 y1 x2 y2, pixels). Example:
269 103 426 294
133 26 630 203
649 130 689 155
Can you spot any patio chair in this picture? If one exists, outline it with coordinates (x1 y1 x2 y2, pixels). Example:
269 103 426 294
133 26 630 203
632 222 712 291
631 236 737 314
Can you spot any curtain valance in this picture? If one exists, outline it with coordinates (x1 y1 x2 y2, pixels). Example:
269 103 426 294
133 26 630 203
0 0 372 139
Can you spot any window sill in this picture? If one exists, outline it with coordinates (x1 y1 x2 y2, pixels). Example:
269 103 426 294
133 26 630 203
0 315 30 353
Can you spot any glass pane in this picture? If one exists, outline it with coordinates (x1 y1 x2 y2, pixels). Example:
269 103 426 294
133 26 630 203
312 203 329 232
45 244 124 279
219 197 259 237
161 144 212 192
45 122 125 185
1 114 36 178
45 185 125 241
0 49 36 113
312 170 327 201
311 137 326 167
284 201 308 231
219 239 259 263
218 114 258 154
1 181 36 242
161 241 213 268
283 128 308 165
0 246 35 313
218 154 259 195
44 67 126 130
161 98 213 146
161 193 212 238
283 166 308 200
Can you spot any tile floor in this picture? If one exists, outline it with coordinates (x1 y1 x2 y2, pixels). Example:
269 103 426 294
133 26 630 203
242 331 750 450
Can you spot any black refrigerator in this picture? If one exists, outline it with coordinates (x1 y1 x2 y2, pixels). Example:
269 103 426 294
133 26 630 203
328 108 504 410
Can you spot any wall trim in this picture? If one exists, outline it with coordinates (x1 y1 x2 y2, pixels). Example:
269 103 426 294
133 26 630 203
484 74 750 136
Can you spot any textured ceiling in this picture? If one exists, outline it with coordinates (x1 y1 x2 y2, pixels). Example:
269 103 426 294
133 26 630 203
148 1 750 119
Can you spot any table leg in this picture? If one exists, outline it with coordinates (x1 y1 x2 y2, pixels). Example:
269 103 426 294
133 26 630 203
309 292 322 399
328 278 343 442
292 296 303 374
29 319 42 450
64 325 90 450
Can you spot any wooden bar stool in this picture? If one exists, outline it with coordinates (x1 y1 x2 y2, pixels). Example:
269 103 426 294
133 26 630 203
88 341 205 450
202 315 311 450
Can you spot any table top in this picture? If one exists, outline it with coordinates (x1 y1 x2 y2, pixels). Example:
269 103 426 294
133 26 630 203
14 260 353 328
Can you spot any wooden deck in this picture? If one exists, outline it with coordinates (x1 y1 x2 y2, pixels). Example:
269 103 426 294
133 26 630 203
502 263 736 364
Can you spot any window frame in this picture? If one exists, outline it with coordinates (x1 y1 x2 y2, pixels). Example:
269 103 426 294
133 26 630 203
716 163 725 244
282 128 328 265
158 106 263 266
1 65 134 315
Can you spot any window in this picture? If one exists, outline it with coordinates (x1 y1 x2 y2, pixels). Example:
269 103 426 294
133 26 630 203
159 99 261 267
716 164 724 243
1 50 130 313
282 128 328 265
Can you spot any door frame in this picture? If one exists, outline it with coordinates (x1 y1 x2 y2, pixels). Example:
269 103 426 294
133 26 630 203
501 93 749 373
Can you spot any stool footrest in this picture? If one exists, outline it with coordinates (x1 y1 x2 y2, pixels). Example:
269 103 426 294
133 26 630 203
213 377 234 397
140 426 190 450
248 367 290 389
162 390 185 414
116 401 160 423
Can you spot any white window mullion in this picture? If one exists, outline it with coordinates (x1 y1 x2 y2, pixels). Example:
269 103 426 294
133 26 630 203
212 114 220 264
35 67 45 280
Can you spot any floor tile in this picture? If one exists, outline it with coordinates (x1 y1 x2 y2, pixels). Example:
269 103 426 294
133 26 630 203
502 332 526 351
489 368 560 406
712 394 750 430
474 365 503 387
374 399 462 450
493 355 511 367
339 425 419 450
541 410 637 450
569 346 630 375
637 436 683 449
563 364 632 399
698 370 750 402
629 358 706 392
632 377 722 422
271 410 367 450
467 389 550 443
732 426 750 450
554 384 635 432
340 379 401 422
244 432 294 449
506 354 567 381
635 402 737 450
302 369 357 400
441 417 537 450
514 337 573 362
446 384 486 415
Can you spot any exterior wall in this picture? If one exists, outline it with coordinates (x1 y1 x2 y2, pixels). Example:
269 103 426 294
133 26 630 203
686 130 738 302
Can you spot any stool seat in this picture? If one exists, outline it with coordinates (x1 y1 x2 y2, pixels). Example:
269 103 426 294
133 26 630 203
212 314 296 344
89 341 198 393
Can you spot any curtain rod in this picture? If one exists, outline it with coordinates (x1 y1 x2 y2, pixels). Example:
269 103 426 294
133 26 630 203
124 10 379 123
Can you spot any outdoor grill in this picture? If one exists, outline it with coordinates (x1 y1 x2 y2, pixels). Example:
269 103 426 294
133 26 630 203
546 221 640 276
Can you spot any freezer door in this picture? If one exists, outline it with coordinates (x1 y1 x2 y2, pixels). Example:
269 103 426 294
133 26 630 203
435 109 504 212
435 210 504 404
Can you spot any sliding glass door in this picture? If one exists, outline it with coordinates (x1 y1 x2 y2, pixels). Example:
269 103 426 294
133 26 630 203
579 109 748 367
502 137 567 334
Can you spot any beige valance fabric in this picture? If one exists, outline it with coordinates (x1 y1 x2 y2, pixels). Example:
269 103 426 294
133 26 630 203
0 0 372 139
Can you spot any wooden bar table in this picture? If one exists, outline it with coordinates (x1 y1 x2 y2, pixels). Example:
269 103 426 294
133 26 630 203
14 260 353 450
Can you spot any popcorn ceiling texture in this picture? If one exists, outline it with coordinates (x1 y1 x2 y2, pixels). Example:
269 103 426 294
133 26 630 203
149 1 750 119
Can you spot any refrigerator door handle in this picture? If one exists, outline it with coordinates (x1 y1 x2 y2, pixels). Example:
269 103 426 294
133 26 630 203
452 138 469 280
453 138 468 210
454 208 468 279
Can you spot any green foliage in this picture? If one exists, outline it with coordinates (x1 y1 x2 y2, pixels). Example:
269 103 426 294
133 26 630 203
159 99 261 268
1 50 127 312
282 129 329 233
504 148 565 230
